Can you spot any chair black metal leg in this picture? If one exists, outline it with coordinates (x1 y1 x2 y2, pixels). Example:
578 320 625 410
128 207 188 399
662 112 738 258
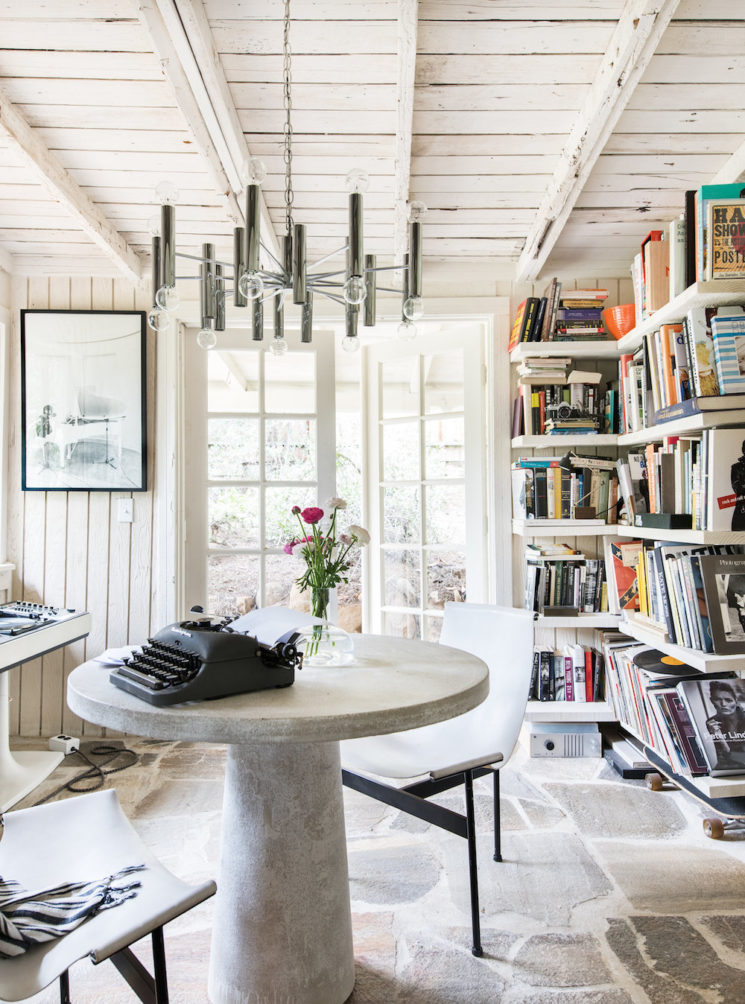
464 770 483 957
152 926 169 1004
493 768 502 862
59 970 71 1004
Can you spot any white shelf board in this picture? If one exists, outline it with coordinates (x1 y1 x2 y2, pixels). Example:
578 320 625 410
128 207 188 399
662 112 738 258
620 613 745 672
615 524 744 545
513 519 619 537
616 280 745 353
512 434 618 449
525 700 617 723
536 613 622 628
510 341 620 361
619 409 745 446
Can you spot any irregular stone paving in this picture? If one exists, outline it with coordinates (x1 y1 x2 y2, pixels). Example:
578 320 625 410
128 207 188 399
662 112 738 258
12 733 745 1002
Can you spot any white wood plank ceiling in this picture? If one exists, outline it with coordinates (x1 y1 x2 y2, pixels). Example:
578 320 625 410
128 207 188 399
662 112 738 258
0 0 743 284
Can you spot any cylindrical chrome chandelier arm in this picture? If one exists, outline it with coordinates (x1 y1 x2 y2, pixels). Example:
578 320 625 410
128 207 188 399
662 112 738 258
348 193 363 277
150 236 161 307
364 253 376 326
252 297 264 341
160 204 176 289
215 263 226 331
233 227 246 306
301 290 313 343
200 241 217 326
245 184 261 273
274 292 284 339
409 220 422 298
293 223 307 304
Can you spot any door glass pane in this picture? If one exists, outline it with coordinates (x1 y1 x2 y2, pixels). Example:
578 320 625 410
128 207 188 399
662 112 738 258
383 549 421 607
423 616 443 643
208 418 259 480
382 611 421 640
208 486 259 548
425 484 465 545
208 553 260 617
381 357 419 418
426 551 466 608
424 349 464 415
265 551 307 608
383 421 419 482
383 485 420 543
265 352 315 413
265 485 309 550
424 417 464 479
265 418 316 481
207 350 259 412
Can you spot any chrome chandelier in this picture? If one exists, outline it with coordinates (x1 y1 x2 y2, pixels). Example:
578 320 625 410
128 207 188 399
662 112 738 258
147 0 425 353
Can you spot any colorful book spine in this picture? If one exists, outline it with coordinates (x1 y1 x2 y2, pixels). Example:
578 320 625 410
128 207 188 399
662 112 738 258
711 307 745 393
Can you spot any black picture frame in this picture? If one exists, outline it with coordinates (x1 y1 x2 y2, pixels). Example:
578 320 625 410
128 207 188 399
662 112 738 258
21 309 147 492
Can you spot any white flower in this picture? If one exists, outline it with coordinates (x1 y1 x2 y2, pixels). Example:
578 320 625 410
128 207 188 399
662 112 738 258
326 497 347 510
339 533 352 545
347 524 370 546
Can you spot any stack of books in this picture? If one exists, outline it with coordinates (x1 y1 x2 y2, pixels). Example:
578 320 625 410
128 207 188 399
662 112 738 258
618 305 745 430
554 289 609 340
512 455 620 523
524 552 608 615
530 643 605 702
603 638 745 778
613 542 745 654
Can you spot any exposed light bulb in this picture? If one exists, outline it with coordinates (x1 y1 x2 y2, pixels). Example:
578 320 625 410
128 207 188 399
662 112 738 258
397 319 417 341
239 271 264 300
403 296 424 321
147 308 170 332
408 200 427 223
343 276 366 306
345 168 370 195
269 335 288 357
154 180 179 205
147 214 161 237
197 326 217 350
342 335 360 353
247 157 267 185
155 285 180 312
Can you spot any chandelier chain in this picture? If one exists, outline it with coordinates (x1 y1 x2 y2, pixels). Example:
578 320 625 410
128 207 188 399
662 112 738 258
282 0 294 236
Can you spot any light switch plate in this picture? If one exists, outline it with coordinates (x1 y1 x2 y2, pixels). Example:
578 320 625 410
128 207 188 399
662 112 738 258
118 498 134 523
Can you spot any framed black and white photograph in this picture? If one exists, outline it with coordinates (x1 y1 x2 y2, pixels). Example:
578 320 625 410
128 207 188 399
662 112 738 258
21 310 147 492
699 554 745 655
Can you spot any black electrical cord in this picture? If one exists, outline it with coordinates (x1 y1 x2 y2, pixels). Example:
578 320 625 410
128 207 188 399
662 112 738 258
32 744 139 806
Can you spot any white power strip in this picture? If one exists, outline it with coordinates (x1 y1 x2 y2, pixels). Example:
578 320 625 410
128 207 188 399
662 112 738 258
48 734 79 755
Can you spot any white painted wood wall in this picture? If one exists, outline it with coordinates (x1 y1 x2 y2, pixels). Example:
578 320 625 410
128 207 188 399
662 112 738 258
5 275 156 739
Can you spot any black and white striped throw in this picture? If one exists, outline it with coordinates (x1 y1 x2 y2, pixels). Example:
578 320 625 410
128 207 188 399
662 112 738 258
0 864 145 958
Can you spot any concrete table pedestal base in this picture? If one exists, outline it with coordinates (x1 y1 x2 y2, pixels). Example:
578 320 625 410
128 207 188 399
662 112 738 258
208 741 355 1004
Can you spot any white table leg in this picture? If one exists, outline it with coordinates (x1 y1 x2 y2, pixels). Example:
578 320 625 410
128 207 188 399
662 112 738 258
208 740 355 1004
0 672 62 812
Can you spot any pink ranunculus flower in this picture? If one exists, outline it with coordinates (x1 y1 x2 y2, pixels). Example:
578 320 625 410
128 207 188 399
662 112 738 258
291 505 301 514
283 540 296 554
301 506 324 524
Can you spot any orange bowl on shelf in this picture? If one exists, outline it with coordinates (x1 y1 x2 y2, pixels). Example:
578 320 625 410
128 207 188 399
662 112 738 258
602 303 636 341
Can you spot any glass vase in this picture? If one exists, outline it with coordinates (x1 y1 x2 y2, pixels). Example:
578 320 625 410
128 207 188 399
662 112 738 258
295 586 355 667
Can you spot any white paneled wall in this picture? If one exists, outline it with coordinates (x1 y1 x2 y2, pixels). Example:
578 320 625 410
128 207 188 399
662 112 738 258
7 276 156 738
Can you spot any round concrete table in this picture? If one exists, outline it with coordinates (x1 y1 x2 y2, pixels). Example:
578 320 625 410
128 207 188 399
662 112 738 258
67 634 488 1004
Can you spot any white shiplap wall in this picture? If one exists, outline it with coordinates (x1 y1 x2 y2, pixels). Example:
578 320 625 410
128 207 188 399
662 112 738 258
6 275 156 738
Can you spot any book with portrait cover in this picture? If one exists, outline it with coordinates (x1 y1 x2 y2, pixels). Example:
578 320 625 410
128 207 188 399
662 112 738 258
706 428 745 532
677 676 745 776
698 553 745 654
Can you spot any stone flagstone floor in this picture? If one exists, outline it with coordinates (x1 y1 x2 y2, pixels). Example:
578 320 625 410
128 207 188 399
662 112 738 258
10 731 745 1003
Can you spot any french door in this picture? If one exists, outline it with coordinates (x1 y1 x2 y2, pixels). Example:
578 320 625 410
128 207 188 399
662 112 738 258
364 328 487 640
183 326 335 618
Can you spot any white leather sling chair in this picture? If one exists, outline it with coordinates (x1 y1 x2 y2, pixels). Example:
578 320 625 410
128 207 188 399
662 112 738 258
0 789 216 1003
341 603 534 956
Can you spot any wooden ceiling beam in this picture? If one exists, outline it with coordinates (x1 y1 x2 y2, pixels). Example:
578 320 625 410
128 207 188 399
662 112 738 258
710 140 745 185
138 0 280 258
0 245 14 276
515 0 680 283
0 84 142 282
394 0 418 267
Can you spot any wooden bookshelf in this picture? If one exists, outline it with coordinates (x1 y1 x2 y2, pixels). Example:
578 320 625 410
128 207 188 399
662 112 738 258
619 612 745 673
618 409 745 446
525 700 616 723
616 279 745 354
615 525 744 545
513 519 619 537
510 341 620 362
512 434 618 449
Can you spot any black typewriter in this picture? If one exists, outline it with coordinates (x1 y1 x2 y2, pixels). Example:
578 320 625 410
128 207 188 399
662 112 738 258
109 617 301 706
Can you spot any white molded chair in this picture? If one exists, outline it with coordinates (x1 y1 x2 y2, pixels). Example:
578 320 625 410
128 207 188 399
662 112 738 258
0 789 216 1003
341 603 534 956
